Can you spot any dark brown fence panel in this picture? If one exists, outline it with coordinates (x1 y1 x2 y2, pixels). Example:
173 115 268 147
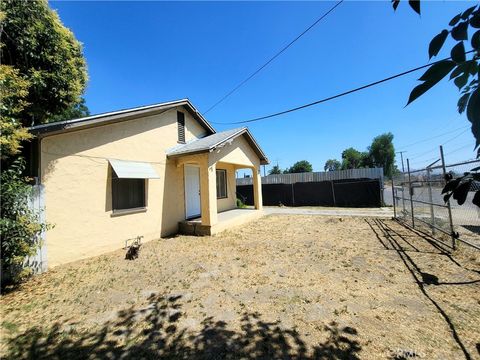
332 180 381 207
292 182 334 206
236 179 381 208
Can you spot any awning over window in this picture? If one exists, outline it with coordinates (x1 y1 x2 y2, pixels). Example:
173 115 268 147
109 159 160 179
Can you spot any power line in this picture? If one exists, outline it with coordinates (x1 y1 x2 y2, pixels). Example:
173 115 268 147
397 125 469 150
211 50 475 125
407 128 471 161
202 0 344 115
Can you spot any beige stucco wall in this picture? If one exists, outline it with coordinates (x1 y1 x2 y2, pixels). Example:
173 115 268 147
216 162 237 213
40 107 208 267
210 135 260 168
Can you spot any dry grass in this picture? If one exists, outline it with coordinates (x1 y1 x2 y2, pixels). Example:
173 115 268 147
1 215 479 359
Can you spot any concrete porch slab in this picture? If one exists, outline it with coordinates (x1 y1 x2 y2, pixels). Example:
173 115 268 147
179 208 264 236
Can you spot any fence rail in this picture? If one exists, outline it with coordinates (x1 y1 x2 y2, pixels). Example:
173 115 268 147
391 146 480 251
237 167 384 186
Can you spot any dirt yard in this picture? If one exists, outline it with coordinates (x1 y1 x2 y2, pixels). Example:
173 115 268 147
1 215 479 359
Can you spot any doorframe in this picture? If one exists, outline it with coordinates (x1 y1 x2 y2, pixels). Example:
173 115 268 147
184 164 201 220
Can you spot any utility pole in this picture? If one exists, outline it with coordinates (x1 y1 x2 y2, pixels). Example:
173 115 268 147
396 151 406 172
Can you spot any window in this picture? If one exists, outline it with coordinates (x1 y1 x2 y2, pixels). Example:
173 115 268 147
112 175 146 211
216 169 227 199
177 111 185 143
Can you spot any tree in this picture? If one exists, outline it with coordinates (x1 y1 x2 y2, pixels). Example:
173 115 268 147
0 65 31 159
367 132 396 177
285 160 313 173
341 148 364 170
268 165 282 175
393 1 479 157
49 97 90 122
393 1 480 207
324 159 341 172
0 1 89 283
1 0 88 126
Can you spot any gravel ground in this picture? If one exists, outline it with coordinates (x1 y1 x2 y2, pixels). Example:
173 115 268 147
1 215 479 359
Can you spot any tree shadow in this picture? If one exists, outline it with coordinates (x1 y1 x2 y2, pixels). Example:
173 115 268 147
369 219 476 360
4 293 361 360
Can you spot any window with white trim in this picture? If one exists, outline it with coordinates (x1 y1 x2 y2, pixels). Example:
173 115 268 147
216 169 227 199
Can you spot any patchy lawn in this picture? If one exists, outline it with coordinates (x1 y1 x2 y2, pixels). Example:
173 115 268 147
1 215 479 359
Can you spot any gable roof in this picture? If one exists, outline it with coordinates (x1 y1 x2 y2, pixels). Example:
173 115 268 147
30 99 215 137
167 127 269 165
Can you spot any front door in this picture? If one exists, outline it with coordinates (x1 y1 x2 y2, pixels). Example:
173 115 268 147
184 165 201 219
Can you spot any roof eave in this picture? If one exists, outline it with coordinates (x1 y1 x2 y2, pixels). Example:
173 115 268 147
30 99 215 138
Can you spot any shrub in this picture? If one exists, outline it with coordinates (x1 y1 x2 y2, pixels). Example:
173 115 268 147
0 158 48 285
236 198 247 208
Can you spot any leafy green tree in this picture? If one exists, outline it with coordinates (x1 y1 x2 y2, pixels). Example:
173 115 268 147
0 65 31 159
341 148 364 170
0 1 89 283
49 97 90 122
393 1 479 157
1 0 88 126
268 165 282 175
367 132 396 177
324 159 341 172
393 1 479 206
285 160 313 173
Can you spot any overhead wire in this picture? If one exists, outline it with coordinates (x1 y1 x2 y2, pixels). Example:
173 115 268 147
202 0 344 115
396 125 469 151
210 50 476 125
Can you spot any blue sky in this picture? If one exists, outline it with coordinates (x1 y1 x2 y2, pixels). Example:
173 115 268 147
51 0 477 173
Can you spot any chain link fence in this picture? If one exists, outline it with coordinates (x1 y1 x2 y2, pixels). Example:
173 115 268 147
390 146 480 251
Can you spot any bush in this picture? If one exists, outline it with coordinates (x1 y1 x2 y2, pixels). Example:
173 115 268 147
0 158 48 285
236 198 247 208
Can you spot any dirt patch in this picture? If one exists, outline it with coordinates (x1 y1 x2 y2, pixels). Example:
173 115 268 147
1 215 479 359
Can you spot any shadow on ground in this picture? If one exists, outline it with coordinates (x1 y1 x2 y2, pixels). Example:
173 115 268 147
4 294 361 360
366 218 479 360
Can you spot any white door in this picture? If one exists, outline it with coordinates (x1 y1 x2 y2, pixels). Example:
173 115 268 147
184 165 201 219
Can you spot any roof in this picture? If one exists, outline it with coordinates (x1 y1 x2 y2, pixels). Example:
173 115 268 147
167 127 269 165
30 99 215 137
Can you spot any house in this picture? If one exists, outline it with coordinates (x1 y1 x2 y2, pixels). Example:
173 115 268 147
27 99 268 267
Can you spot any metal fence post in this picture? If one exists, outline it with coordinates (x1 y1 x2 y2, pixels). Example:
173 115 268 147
391 178 396 218
426 167 435 235
440 145 456 250
407 159 415 228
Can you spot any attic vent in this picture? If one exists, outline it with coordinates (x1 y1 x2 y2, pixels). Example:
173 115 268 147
177 111 185 143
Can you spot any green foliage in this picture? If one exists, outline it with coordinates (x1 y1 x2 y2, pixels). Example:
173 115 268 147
368 132 396 177
341 148 364 170
0 159 49 284
393 1 480 158
393 1 480 206
324 159 341 172
236 198 247 208
336 133 397 176
442 169 480 208
268 165 282 175
48 97 90 122
285 160 313 173
0 0 88 125
0 65 32 159
0 0 87 283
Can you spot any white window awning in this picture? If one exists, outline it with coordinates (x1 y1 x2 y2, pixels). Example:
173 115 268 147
109 159 160 179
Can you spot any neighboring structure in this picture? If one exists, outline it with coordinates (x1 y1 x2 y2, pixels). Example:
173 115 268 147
27 99 268 267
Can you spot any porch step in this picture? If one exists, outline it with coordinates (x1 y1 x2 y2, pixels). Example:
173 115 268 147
178 220 212 236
